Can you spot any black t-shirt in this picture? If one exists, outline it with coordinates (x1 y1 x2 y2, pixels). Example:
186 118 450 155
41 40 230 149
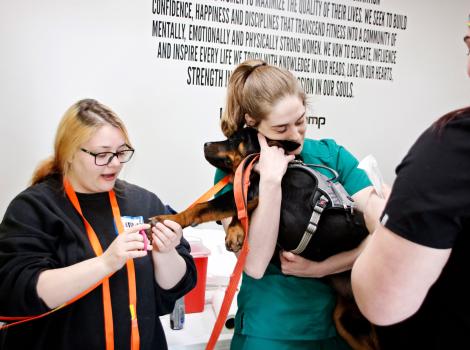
0 176 197 350
377 113 470 349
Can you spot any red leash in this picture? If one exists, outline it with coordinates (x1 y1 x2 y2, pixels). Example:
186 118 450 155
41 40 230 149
206 154 260 350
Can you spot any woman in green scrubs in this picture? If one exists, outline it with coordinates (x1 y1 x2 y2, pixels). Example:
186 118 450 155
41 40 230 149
214 60 383 350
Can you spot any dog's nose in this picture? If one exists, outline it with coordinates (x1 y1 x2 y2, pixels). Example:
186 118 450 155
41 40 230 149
204 142 212 148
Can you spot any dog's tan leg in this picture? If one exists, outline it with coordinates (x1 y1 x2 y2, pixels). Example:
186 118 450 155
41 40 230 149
147 194 258 251
333 296 380 350
224 197 259 252
148 202 235 228
225 217 245 252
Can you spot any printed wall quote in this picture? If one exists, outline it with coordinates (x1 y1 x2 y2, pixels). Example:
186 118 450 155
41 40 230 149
152 0 408 100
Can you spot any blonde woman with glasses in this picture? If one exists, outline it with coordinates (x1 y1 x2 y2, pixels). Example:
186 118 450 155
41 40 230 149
0 99 196 350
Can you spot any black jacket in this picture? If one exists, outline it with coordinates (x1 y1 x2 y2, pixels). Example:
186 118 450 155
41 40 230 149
0 175 196 349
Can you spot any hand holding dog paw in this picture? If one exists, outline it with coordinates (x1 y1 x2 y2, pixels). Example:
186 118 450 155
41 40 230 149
151 220 183 254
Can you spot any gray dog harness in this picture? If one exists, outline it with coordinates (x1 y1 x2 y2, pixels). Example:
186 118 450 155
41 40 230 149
288 161 357 255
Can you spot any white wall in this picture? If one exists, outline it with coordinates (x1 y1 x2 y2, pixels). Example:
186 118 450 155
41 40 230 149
1 0 469 218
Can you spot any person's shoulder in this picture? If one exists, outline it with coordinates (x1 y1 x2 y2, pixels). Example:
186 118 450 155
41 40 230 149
439 111 470 133
428 108 470 137
411 112 470 153
21 175 62 198
6 175 64 214
302 138 341 159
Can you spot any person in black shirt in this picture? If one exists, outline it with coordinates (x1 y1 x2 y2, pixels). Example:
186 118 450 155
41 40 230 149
0 99 197 349
352 16 470 350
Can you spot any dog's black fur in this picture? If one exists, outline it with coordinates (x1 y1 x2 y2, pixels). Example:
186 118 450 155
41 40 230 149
148 127 379 350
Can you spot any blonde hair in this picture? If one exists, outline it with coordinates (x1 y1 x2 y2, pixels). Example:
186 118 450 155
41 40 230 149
221 60 306 137
31 99 131 185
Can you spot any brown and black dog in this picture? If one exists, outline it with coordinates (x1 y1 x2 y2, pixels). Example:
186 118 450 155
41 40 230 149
147 127 379 350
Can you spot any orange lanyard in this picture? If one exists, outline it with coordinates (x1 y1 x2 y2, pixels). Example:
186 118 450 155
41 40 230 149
63 179 140 350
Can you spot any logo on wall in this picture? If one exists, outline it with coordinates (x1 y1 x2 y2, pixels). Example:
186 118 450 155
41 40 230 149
220 108 326 129
306 115 326 129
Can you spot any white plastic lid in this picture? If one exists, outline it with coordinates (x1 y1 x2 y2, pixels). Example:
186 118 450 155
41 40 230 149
187 238 211 258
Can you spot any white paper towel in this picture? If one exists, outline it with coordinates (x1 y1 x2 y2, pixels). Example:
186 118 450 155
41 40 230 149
358 155 385 198
211 288 238 329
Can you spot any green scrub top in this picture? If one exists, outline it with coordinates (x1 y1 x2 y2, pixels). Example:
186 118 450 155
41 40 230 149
214 138 371 346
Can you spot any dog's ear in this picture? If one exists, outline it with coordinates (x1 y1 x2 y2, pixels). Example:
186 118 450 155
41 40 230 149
241 127 261 154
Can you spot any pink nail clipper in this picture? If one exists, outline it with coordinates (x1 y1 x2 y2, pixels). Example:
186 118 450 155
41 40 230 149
139 230 149 251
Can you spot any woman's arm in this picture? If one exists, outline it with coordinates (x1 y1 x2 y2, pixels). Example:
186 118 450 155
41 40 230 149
37 223 149 308
352 224 450 325
225 134 294 279
243 174 284 279
280 236 370 277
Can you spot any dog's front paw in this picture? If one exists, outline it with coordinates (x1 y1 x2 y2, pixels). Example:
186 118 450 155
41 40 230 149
149 215 172 225
225 225 245 252
146 215 173 243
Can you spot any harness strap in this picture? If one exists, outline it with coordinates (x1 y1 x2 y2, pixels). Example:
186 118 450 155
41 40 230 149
287 162 356 255
291 195 328 255
206 154 259 350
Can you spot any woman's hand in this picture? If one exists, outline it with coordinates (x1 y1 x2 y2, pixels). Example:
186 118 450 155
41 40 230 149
151 220 183 254
363 184 392 233
101 223 151 273
280 242 369 278
280 250 327 278
151 220 188 289
256 133 295 184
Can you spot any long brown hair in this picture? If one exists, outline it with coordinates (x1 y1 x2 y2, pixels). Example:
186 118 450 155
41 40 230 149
31 99 132 185
221 60 306 137
433 106 470 131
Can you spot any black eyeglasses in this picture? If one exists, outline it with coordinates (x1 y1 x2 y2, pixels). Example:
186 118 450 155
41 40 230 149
80 147 135 166
464 35 470 56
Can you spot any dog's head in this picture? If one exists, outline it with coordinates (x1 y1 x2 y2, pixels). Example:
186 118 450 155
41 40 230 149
204 127 300 173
